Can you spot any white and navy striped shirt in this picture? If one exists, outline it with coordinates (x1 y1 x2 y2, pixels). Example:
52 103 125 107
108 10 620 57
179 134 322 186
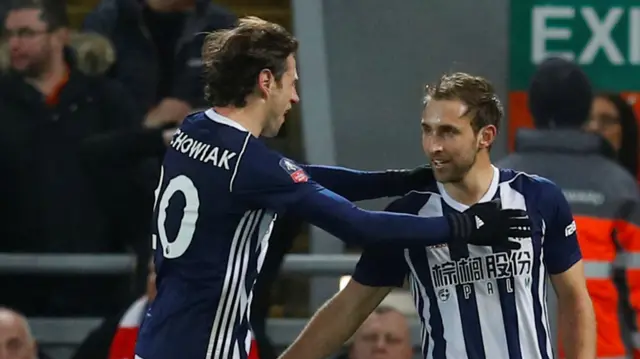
353 166 581 359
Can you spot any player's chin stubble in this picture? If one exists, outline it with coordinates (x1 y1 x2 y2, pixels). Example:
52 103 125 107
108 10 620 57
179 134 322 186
435 161 473 183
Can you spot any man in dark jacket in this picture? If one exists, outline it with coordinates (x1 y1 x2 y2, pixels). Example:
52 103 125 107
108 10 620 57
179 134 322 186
0 0 158 317
82 0 236 131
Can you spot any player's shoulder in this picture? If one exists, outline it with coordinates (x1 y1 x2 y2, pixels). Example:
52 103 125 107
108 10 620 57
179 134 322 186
179 111 308 189
497 167 564 202
164 109 265 175
177 109 253 150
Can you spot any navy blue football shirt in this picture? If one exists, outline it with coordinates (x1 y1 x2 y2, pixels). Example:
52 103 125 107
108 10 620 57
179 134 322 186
135 109 464 359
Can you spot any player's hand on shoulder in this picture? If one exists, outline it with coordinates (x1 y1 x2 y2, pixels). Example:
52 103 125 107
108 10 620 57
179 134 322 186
446 199 531 250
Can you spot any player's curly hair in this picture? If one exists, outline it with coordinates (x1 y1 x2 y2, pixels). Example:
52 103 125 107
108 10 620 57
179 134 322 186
423 72 504 133
202 16 298 108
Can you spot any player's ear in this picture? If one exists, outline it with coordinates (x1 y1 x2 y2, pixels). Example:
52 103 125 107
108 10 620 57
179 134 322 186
477 125 497 149
257 69 275 97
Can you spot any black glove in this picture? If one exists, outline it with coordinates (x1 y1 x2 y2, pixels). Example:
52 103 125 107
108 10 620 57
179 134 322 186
446 199 531 250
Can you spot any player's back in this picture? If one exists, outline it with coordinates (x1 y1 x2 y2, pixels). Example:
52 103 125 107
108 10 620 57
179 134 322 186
135 110 277 359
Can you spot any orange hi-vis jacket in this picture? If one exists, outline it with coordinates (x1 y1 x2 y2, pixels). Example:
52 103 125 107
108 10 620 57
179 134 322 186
499 129 640 359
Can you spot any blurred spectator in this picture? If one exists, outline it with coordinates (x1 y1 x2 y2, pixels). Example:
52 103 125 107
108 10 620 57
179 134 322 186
71 259 156 359
1 31 115 76
498 57 640 359
82 0 236 131
0 307 52 359
0 0 155 317
585 93 639 179
345 306 413 359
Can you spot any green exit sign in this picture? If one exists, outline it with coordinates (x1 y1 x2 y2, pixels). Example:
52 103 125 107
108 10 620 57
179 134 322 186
510 2 640 91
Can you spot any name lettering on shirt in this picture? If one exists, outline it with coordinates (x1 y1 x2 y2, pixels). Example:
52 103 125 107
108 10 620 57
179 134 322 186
170 130 237 170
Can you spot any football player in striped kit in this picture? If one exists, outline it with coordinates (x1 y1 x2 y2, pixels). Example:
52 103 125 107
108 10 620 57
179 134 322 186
279 73 596 359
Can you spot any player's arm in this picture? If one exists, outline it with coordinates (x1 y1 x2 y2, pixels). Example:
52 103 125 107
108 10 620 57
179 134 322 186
299 164 434 202
231 142 523 248
279 245 407 359
541 180 595 359
611 189 640 359
241 180 451 247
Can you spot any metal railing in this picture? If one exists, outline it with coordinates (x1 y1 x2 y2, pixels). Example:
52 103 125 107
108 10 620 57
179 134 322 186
0 253 423 348
27 317 423 348
0 253 362 275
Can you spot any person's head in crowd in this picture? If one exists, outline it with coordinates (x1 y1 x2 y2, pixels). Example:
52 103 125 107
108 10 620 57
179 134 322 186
147 258 157 302
349 306 413 359
0 307 37 359
3 0 68 78
584 94 639 177
528 57 593 129
145 0 196 13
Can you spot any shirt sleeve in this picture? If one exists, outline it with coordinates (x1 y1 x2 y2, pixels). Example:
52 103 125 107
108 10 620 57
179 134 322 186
231 140 453 248
539 178 582 275
230 139 323 213
351 199 410 287
299 164 421 202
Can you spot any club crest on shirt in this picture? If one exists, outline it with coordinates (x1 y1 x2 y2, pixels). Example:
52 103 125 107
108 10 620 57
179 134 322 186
279 158 308 183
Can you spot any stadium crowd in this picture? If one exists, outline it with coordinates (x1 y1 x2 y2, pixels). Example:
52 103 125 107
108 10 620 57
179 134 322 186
0 0 640 359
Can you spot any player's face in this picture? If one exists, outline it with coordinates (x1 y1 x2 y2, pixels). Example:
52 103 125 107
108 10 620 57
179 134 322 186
421 99 491 183
262 55 300 138
350 312 413 359
5 9 64 78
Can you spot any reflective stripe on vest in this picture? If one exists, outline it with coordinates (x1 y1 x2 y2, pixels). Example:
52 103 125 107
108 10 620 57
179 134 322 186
614 252 640 270
583 260 612 279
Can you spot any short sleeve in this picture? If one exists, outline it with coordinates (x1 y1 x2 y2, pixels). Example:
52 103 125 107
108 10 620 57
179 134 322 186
539 178 582 275
230 138 323 213
352 247 408 287
351 199 410 287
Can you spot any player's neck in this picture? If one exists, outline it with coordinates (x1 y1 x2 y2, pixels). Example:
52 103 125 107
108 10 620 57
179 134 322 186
213 105 266 138
442 156 494 206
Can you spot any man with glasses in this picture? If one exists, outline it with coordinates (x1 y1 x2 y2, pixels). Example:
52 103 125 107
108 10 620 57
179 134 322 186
0 0 150 318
